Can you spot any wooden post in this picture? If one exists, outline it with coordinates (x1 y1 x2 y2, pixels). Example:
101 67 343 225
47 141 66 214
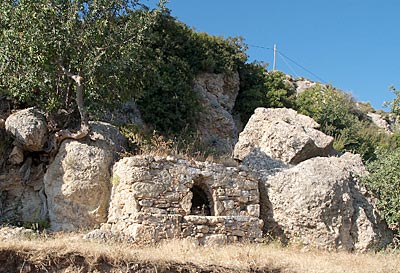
273 43 277 71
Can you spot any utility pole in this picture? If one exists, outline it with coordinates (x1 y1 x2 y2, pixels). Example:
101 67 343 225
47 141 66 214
273 43 277 71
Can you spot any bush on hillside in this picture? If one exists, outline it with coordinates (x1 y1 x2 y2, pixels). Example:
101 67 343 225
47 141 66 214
136 9 247 135
234 67 295 124
363 148 400 237
0 1 248 136
295 84 395 161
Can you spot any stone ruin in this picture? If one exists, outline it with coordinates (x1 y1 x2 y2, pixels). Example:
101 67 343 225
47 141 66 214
101 156 263 245
0 102 394 251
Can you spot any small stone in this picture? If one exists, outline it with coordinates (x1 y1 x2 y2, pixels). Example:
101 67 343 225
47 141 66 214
138 199 154 207
8 146 24 165
201 234 227 246
231 229 245 237
246 204 260 217
196 225 210 233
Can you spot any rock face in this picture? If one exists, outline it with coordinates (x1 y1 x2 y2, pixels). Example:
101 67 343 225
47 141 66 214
44 122 126 231
103 155 263 244
367 112 393 134
261 153 392 251
194 72 240 154
294 79 317 94
97 101 144 127
0 166 46 224
234 108 334 164
5 108 48 152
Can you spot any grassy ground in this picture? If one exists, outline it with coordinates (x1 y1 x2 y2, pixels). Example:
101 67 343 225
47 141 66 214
0 232 399 273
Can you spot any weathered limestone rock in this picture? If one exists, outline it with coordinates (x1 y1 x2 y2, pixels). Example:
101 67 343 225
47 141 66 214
234 108 334 164
367 112 393 134
261 153 393 251
5 108 48 152
8 146 24 165
44 122 126 231
194 72 240 154
294 79 317 94
0 166 46 224
0 226 35 240
103 155 263 244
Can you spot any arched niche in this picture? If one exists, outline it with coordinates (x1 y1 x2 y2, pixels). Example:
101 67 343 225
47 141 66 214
190 183 214 216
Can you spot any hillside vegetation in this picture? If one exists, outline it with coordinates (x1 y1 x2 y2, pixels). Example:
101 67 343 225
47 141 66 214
0 0 399 249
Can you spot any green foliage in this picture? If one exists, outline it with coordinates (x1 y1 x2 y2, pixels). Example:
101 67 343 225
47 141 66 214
0 1 248 136
234 62 267 123
264 71 295 109
0 0 152 113
296 85 393 161
235 66 295 123
364 148 400 235
296 85 355 134
134 10 247 135
22 220 50 231
384 86 400 117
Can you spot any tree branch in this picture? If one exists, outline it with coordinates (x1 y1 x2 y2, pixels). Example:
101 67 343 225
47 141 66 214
55 62 90 144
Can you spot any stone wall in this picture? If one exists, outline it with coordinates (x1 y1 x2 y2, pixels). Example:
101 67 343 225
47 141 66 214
103 155 263 244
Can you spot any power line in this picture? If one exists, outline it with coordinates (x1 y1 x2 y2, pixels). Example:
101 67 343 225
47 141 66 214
248 44 272 50
248 44 326 83
277 50 326 83
277 51 299 78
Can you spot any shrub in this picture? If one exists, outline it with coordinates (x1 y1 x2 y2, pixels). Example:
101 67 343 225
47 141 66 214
295 85 393 161
363 148 400 236
235 66 295 124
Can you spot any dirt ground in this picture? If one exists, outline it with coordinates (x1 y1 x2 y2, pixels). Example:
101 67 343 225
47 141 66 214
0 249 283 273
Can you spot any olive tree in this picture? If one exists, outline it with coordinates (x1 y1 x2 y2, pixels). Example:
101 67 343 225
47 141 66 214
0 0 156 140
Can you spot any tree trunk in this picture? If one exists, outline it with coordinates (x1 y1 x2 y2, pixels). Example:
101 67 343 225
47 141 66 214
55 64 90 144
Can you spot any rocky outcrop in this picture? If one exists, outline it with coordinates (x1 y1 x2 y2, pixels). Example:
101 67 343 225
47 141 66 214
367 112 393 134
260 153 392 251
102 155 263 244
5 108 48 152
195 72 240 154
96 101 143 127
1 103 394 252
44 122 126 231
0 166 46 224
294 79 317 94
234 108 334 164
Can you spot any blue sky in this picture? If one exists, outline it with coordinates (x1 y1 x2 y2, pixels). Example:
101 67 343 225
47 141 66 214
145 0 400 110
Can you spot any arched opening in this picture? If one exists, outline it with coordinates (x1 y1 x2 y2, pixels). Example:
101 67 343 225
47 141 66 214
190 184 212 216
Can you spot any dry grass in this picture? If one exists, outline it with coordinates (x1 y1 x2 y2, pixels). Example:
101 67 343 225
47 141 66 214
119 124 239 167
1 233 399 273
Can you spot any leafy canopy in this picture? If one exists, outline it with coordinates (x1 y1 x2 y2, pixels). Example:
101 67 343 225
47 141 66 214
235 68 295 123
0 0 154 113
0 1 248 136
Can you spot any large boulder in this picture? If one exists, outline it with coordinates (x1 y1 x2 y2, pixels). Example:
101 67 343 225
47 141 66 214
234 108 334 164
5 108 48 152
194 72 240 154
44 122 126 231
261 153 393 251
